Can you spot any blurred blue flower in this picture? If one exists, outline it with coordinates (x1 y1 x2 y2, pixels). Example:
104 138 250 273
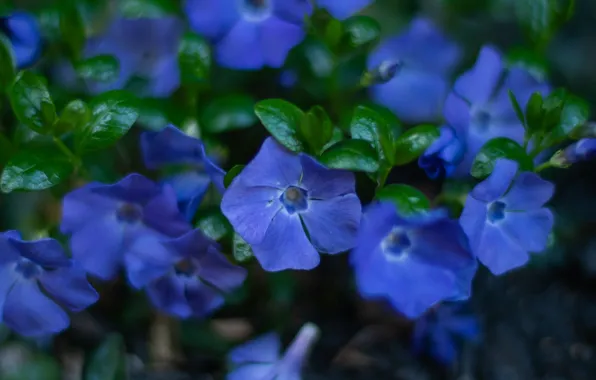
317 0 374 19
562 138 596 164
61 174 192 280
445 46 550 176
184 0 310 70
0 11 41 68
368 17 461 124
418 125 465 179
459 159 554 275
222 137 361 271
350 202 477 318
0 231 98 337
126 228 246 318
141 125 226 221
412 302 480 365
227 322 320 380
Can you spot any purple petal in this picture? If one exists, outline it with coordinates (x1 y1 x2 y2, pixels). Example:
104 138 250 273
502 172 554 210
261 17 306 68
185 0 239 40
60 183 118 235
146 274 193 318
459 196 487 255
5 12 41 68
491 67 551 118
185 278 225 317
430 329 458 364
238 137 302 188
350 202 397 267
125 234 175 288
141 56 180 98
229 332 281 365
39 261 98 312
9 237 70 268
163 172 211 221
501 209 553 252
221 182 283 244
0 265 18 317
272 0 312 24
471 159 518 202
216 20 264 70
444 316 480 339
92 173 161 204
299 155 356 198
3 280 69 337
0 231 25 265
227 364 276 380
141 125 204 169
301 195 361 253
454 45 503 105
475 223 529 275
317 0 372 19
252 213 320 271
444 93 471 137
142 184 193 237
192 245 247 292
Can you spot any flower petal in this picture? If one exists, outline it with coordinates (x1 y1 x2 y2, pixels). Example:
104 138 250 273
185 279 225 317
301 195 361 254
163 172 211 221
272 0 312 24
9 237 70 268
299 155 356 198
0 231 22 265
0 265 18 320
227 364 276 380
317 0 372 19
92 173 161 204
185 0 239 40
39 261 98 312
252 213 319 271
429 328 458 364
501 208 554 252
2 280 69 337
444 93 471 137
260 17 306 68
60 183 118 234
238 137 302 188
502 172 554 210
193 246 247 292
475 223 529 275
125 234 175 289
454 45 503 104
350 202 396 267
471 159 518 202
4 11 41 68
229 332 281 365
142 184 193 237
459 197 488 254
141 125 204 168
216 20 264 70
146 274 192 318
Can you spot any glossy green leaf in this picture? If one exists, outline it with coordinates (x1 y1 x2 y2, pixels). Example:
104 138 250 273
525 92 544 133
300 106 333 155
322 127 344 152
233 233 254 263
393 124 440 165
350 105 395 164
197 210 232 241
0 134 13 167
59 4 85 61
75 90 139 153
75 55 120 83
515 0 575 47
376 184 431 216
9 71 57 134
0 34 15 92
119 0 177 17
224 164 245 188
57 99 91 134
1 146 74 192
471 137 533 178
319 139 379 172
508 90 526 128
202 94 255 133
254 99 305 152
178 32 211 84
341 16 381 51
85 334 126 380
544 89 589 145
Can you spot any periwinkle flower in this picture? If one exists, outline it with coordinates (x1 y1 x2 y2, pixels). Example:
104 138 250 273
561 138 596 164
126 229 247 318
350 202 477 318
368 17 461 124
61 174 192 280
418 125 465 179
0 11 41 68
412 303 480 365
141 125 226 221
316 0 374 20
459 159 554 275
221 137 361 271
227 322 320 380
0 231 98 337
445 46 550 176
184 0 310 70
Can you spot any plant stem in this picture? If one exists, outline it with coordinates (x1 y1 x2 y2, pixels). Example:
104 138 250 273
535 161 553 173
53 136 81 167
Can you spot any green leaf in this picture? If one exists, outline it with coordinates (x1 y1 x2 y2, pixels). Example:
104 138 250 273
1 146 74 192
75 90 139 153
3 355 61 380
300 106 333 155
224 164 245 188
56 99 91 134
341 16 381 51
515 0 575 47
119 0 178 17
85 334 126 380
525 92 544 133
233 233 254 263
196 210 232 241
505 47 549 82
471 137 533 178
59 4 85 61
350 105 395 164
375 184 431 216
319 139 379 172
75 55 120 83
393 124 440 165
254 99 305 152
544 90 589 145
178 32 211 84
0 134 13 167
322 127 344 151
508 90 526 128
0 34 15 92
202 94 256 133
9 71 57 134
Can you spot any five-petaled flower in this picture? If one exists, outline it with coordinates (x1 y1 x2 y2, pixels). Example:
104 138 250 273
221 137 362 271
126 229 247 318
141 125 226 221
368 17 461 124
61 173 192 280
0 231 98 337
444 45 550 176
459 159 555 275
0 11 41 68
227 322 320 380
418 125 465 179
350 202 477 318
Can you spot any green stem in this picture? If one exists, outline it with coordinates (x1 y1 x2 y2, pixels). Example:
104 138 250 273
53 136 81 167
534 161 553 173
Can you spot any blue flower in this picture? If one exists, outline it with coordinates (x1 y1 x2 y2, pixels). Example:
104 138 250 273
368 17 461 124
562 138 596 164
126 228 246 318
0 231 98 337
184 0 310 70
350 202 477 318
412 302 480 365
227 323 320 380
0 11 41 68
445 46 550 176
459 159 554 275
221 137 362 271
316 0 374 20
141 125 226 221
418 125 465 179
61 174 192 280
